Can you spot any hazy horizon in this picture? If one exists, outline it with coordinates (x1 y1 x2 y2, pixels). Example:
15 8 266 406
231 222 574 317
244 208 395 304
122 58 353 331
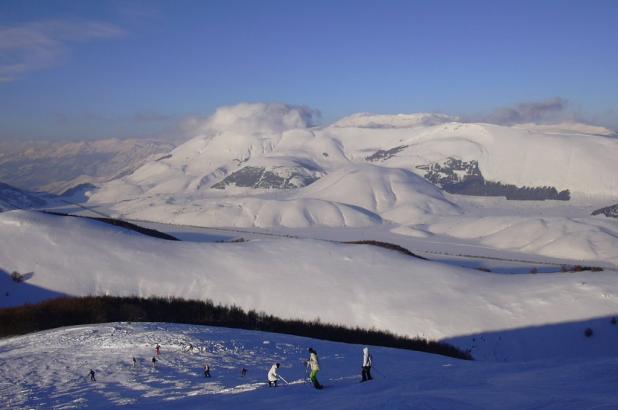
1 0 617 141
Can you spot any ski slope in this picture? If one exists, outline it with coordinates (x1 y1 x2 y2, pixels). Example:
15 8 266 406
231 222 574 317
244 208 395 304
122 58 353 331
1 322 617 409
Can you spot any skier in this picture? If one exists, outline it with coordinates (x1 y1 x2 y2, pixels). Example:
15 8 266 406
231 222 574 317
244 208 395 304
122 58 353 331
241 367 247 377
361 346 373 382
89 369 96 382
267 363 280 387
152 356 157 369
203 363 211 378
305 348 323 389
132 357 137 368
155 344 161 356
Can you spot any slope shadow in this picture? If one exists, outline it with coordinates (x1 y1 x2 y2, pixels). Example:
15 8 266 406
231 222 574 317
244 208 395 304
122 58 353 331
0 268 65 308
442 315 618 362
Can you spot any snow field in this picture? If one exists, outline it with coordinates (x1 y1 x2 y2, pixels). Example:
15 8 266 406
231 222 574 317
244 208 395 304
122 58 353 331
2 322 618 409
2 210 618 362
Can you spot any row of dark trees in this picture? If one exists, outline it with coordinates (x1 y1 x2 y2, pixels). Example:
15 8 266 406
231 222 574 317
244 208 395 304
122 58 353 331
0 295 472 360
445 178 571 201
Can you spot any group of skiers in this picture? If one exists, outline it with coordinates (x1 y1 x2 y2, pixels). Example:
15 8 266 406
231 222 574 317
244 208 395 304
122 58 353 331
266 346 373 389
88 343 374 390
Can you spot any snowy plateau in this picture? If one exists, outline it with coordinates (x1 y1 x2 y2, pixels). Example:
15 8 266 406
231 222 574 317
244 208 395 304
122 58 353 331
2 103 618 409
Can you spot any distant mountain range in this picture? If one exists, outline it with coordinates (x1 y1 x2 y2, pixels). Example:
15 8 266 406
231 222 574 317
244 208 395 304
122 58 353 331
0 138 175 194
86 103 618 229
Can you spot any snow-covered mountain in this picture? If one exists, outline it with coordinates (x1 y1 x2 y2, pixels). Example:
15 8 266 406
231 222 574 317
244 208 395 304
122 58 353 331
90 104 618 218
2 322 617 410
0 138 175 194
83 103 618 265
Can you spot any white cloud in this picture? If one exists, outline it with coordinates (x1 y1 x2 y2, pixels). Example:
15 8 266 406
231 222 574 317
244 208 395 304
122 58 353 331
183 102 320 135
0 20 125 82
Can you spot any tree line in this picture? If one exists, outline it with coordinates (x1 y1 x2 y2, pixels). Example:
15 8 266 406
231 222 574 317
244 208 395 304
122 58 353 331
0 295 472 360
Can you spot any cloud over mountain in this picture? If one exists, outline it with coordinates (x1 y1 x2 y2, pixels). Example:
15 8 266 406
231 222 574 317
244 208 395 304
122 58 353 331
480 97 571 125
182 102 320 135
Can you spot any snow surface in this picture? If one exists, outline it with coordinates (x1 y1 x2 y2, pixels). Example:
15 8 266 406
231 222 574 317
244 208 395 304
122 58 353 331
1 322 618 409
84 104 618 266
4 104 618 408
2 210 618 362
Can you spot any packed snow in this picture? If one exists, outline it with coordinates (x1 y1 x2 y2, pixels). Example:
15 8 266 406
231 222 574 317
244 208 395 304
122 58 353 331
2 322 618 409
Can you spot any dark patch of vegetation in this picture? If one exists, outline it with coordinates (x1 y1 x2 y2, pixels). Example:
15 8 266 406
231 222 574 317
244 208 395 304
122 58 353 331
418 158 570 201
366 145 408 162
211 166 320 190
344 240 428 260
591 204 618 218
584 327 593 337
155 154 173 161
10 271 25 283
41 211 179 241
560 265 604 273
0 296 472 360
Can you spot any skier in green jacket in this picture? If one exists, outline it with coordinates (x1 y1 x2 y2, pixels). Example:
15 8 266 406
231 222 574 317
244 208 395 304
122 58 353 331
305 347 323 389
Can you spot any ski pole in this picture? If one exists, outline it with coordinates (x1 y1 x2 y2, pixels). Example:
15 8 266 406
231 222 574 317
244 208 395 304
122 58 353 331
279 375 290 385
372 367 385 379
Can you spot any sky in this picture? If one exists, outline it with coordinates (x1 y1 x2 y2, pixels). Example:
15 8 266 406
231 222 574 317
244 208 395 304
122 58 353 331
0 0 617 140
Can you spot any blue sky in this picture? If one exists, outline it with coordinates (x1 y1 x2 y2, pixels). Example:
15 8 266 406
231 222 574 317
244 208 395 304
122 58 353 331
1 0 617 139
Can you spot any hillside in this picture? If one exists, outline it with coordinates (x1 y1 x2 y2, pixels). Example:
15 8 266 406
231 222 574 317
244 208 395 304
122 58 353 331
2 210 618 361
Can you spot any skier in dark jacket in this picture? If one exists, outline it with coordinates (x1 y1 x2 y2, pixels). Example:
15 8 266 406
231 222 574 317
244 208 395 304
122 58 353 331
203 363 211 378
89 369 96 381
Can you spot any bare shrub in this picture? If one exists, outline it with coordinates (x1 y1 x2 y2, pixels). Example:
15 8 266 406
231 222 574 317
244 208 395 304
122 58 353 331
10 271 25 283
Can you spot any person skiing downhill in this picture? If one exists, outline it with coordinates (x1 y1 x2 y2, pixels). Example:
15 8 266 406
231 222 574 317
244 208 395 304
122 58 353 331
152 357 157 369
361 346 373 382
267 363 280 387
155 344 160 356
305 348 323 389
203 363 211 378
89 369 96 382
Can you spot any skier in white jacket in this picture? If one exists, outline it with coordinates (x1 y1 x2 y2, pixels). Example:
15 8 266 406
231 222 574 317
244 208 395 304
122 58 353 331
361 346 373 382
267 363 280 387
